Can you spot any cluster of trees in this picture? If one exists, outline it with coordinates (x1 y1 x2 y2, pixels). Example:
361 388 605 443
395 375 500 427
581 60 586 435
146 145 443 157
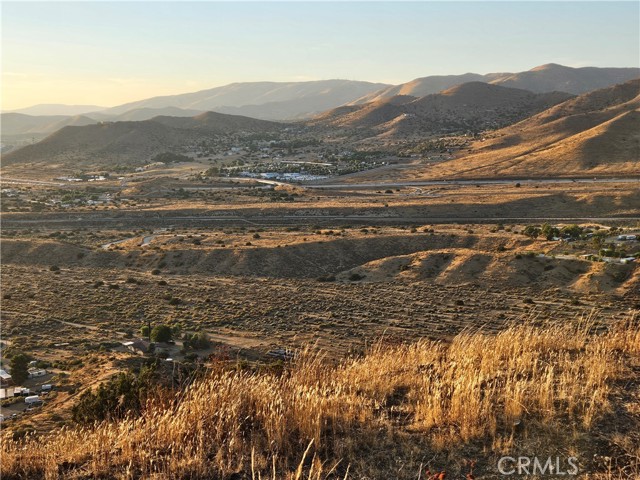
140 324 175 343
182 332 210 351
139 324 210 351
522 224 585 240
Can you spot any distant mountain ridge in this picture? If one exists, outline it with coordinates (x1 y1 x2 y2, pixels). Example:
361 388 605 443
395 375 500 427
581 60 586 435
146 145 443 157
354 64 640 104
1 113 97 136
100 80 391 120
6 104 106 116
1 107 204 139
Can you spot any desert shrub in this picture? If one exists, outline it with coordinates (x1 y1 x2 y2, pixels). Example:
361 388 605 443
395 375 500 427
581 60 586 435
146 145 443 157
316 274 336 282
522 225 541 238
71 368 156 424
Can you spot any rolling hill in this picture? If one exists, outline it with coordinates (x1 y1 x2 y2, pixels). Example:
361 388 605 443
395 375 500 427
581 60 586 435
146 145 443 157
150 110 286 133
310 82 574 137
2 112 287 167
355 64 640 104
419 79 640 178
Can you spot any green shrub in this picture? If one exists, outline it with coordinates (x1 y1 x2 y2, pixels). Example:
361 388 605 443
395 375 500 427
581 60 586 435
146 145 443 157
151 325 172 343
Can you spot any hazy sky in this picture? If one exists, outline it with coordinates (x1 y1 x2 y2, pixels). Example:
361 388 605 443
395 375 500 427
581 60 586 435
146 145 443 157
2 1 639 110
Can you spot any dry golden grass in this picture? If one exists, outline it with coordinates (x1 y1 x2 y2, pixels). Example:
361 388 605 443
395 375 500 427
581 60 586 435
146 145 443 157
2 313 639 479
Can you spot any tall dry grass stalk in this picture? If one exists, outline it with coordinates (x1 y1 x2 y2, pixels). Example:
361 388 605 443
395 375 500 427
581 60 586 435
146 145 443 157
2 312 638 479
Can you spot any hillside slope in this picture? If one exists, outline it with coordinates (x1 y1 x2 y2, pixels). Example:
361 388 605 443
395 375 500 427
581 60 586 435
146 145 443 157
311 83 573 137
420 79 640 178
1 121 191 166
2 111 287 167
491 63 640 94
150 111 286 132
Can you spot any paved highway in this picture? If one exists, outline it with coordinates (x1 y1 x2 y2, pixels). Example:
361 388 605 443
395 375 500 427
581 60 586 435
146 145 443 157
2 214 639 229
305 177 640 189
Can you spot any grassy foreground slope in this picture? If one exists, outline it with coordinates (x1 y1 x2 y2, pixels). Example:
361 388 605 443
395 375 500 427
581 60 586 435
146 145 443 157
2 315 639 479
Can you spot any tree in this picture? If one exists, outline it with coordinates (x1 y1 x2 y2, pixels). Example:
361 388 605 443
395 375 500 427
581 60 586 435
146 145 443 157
140 325 150 338
10 353 30 385
150 324 172 343
540 223 560 240
561 224 584 239
592 231 607 249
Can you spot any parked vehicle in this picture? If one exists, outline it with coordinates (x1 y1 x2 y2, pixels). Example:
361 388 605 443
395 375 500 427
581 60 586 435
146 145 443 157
25 395 42 405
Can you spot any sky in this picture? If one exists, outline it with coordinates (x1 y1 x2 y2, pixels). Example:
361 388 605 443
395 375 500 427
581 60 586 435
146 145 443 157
2 1 639 110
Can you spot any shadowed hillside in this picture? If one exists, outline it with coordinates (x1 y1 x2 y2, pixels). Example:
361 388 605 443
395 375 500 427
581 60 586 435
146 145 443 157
2 112 287 167
2 233 636 295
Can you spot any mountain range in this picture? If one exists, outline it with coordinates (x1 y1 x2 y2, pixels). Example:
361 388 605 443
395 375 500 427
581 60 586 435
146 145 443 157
3 64 638 135
352 64 640 104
